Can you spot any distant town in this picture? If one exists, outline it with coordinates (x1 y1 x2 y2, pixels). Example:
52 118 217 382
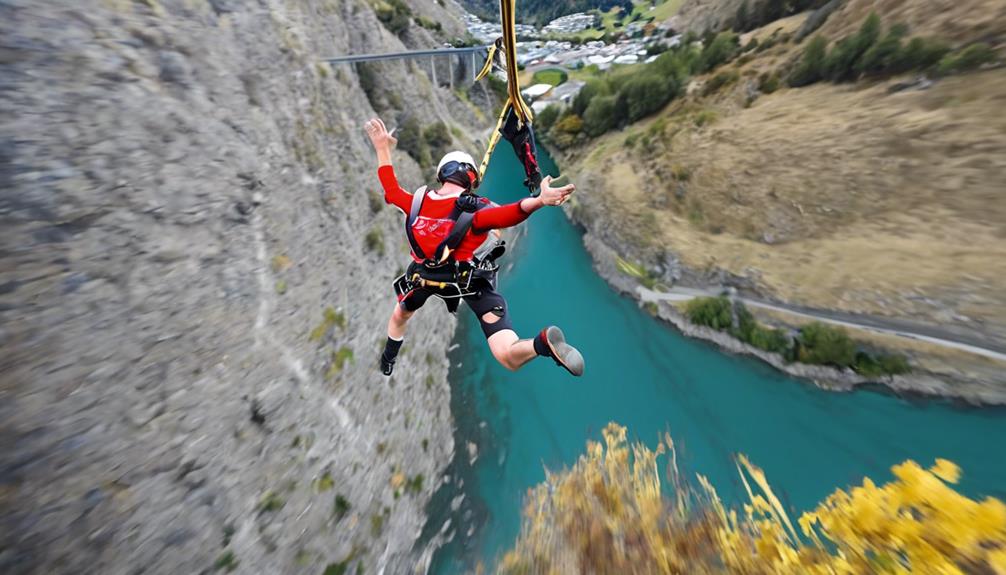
461 10 682 112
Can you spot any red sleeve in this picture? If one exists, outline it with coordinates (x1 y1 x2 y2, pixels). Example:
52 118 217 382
472 201 531 232
378 165 411 213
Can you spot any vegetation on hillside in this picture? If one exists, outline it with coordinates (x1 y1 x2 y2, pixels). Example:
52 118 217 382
459 0 628 26
500 423 1006 574
683 296 909 376
789 12 998 86
542 31 746 146
542 8 998 151
732 0 829 33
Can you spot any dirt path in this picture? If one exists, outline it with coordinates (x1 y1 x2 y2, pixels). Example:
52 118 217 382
637 286 1006 363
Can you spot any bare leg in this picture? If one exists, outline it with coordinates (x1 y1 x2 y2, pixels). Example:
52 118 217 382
387 302 414 339
483 309 537 371
483 312 584 376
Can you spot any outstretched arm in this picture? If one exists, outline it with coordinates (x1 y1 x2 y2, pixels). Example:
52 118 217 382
365 117 411 212
473 176 575 232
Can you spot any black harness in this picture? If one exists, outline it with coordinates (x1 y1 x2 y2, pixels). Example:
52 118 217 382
393 187 506 313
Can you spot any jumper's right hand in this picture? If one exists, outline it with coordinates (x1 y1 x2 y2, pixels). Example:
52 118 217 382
364 117 397 150
538 175 575 207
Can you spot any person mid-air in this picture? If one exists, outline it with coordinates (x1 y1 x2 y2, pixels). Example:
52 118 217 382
364 117 584 378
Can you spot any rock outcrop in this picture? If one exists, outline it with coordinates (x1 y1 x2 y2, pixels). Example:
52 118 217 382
0 1 490 573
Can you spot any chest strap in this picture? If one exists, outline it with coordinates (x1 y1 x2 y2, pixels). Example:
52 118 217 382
405 187 486 265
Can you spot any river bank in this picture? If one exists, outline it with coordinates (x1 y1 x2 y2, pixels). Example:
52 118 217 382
424 147 1006 574
570 222 1006 405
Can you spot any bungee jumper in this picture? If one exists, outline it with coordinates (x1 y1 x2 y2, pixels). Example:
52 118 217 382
365 117 583 377
363 0 584 378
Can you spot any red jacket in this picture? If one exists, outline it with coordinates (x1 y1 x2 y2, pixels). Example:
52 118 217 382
378 165 531 262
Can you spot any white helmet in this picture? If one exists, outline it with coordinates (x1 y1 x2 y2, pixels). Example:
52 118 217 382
436 151 480 190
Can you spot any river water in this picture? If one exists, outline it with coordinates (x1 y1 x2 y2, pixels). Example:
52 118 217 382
423 148 1006 573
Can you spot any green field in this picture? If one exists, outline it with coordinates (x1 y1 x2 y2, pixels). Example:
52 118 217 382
531 68 569 86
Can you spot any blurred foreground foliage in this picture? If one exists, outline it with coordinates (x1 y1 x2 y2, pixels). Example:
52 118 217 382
499 423 1006 574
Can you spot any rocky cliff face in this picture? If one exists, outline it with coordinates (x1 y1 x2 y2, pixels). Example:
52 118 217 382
0 1 490 573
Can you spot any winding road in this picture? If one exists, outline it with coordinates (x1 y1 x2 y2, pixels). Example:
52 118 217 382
637 285 1006 363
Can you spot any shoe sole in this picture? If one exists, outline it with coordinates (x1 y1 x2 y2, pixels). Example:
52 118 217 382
545 326 584 377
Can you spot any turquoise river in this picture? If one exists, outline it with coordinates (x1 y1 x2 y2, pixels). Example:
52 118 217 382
422 148 1006 573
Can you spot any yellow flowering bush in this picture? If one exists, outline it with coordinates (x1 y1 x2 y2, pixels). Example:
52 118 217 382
499 423 1006 574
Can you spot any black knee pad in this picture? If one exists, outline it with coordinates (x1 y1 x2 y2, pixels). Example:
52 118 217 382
466 290 513 339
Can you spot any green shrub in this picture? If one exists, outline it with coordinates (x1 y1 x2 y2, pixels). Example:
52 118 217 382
536 104 561 133
571 79 611 117
583 95 619 136
693 109 717 127
214 551 238 572
364 228 384 255
749 325 790 354
375 0 411 35
257 491 285 514
759 71 780 93
368 190 384 214
685 296 733 331
550 114 584 148
698 31 740 73
415 15 441 31
702 70 739 96
797 322 856 367
485 73 508 101
895 37 950 72
788 35 828 87
334 494 351 519
422 121 452 159
357 62 384 111
653 47 695 85
823 12 881 82
423 121 451 148
396 117 430 167
857 26 906 76
323 561 349 575
329 346 354 376
309 307 346 342
370 513 385 537
822 37 858 81
620 74 675 122
405 474 424 494
854 351 911 377
937 43 997 75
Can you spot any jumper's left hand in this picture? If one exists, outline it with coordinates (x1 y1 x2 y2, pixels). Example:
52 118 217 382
538 175 575 207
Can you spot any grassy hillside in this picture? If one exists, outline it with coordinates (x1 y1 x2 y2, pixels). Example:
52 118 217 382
545 0 1006 350
460 0 628 25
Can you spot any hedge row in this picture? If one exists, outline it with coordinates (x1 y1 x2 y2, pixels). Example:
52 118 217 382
684 296 909 376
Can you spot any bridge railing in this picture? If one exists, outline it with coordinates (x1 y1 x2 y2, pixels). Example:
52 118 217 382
323 45 491 86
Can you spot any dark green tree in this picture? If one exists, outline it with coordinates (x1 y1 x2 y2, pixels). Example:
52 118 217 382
571 79 611 117
583 95 619 137
788 35 828 86
798 322 856 367
620 74 676 122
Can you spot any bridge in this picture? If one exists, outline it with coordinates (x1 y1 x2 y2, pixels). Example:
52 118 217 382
324 45 492 88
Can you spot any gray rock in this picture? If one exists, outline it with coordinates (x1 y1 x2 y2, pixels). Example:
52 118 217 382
158 51 191 86
0 1 488 573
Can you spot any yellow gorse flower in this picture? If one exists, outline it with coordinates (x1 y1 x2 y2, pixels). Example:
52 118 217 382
499 423 1006 575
